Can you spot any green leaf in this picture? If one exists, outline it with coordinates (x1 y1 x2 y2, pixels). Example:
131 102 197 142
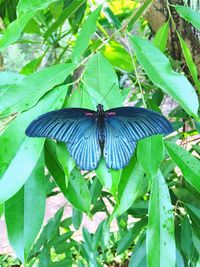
0 86 66 203
111 157 145 218
72 5 102 63
5 153 45 262
72 208 83 230
130 35 199 117
0 72 24 85
95 158 121 197
101 40 133 72
177 33 200 92
0 204 3 218
66 168 91 214
153 21 169 51
0 63 76 117
17 0 60 16
137 135 164 177
117 218 147 255
83 52 123 109
165 141 200 192
175 5 200 30
20 56 43 75
44 0 85 41
45 141 90 213
129 233 147 267
147 170 175 267
0 11 36 51
56 142 76 188
181 216 194 260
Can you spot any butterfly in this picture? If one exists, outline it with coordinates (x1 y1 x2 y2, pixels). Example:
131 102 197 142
25 104 173 171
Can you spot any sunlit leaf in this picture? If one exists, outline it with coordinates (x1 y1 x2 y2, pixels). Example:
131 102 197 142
17 0 60 16
165 141 200 192
0 86 67 203
130 35 199 118
5 153 45 261
147 170 175 267
177 33 200 92
44 0 86 40
153 21 169 52
0 11 36 51
101 41 133 72
111 157 145 218
175 5 200 30
137 135 164 177
83 52 123 109
72 5 102 63
95 158 121 197
0 63 76 117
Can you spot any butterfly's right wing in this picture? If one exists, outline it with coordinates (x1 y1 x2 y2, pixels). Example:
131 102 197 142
26 108 101 170
103 107 172 170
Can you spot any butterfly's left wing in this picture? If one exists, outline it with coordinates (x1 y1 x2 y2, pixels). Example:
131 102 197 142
103 107 172 170
26 108 101 170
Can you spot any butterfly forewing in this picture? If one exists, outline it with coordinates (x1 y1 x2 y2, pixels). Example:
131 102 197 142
105 107 172 141
26 108 101 170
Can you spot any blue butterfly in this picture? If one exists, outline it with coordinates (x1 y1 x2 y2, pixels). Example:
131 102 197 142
25 104 173 170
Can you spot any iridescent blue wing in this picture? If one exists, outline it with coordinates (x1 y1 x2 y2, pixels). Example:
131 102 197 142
25 108 101 170
103 107 172 170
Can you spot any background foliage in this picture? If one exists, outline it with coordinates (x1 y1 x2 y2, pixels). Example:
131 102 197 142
0 0 200 266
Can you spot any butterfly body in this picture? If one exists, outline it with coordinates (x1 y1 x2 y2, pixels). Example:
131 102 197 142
26 105 173 171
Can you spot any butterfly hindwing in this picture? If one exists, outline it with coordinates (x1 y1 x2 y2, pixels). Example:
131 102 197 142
104 117 137 170
26 108 101 170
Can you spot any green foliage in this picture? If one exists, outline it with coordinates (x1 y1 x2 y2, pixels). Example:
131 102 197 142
0 0 200 266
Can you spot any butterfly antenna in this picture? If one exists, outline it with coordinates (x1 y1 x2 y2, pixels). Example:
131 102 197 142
79 82 98 105
100 82 116 104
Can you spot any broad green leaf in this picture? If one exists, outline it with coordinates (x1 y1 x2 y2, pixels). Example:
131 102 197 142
83 52 123 109
17 0 59 16
111 157 145 219
72 6 102 63
0 63 76 117
165 141 200 192
130 35 199 117
0 11 36 51
44 0 85 40
137 135 164 177
45 145 91 214
5 153 45 262
0 86 67 203
95 158 121 197
44 140 68 195
101 41 133 72
177 33 200 92
56 142 75 188
181 216 194 260
0 72 24 85
175 5 200 30
153 21 169 51
66 168 91 214
147 170 175 267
